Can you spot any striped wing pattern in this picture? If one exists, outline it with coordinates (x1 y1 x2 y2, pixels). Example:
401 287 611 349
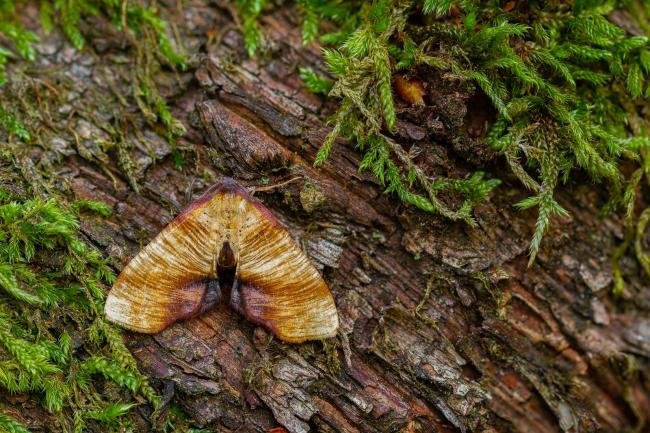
104 179 339 343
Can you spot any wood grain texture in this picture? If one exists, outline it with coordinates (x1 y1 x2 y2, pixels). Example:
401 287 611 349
105 178 339 342
11 2 647 432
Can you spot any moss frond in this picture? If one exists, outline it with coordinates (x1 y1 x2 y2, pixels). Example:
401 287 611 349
299 67 333 94
0 414 32 433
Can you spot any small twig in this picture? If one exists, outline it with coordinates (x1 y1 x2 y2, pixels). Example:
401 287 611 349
184 177 197 207
338 331 353 371
250 176 303 195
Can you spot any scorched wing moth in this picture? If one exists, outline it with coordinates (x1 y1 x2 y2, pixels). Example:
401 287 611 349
105 178 339 343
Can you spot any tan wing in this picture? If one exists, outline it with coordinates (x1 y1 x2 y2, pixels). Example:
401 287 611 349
105 185 227 333
235 197 339 343
105 178 339 343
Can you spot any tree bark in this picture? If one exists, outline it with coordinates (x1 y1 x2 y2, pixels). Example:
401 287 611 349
14 1 650 432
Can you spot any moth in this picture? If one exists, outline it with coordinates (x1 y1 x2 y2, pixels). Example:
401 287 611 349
105 178 339 343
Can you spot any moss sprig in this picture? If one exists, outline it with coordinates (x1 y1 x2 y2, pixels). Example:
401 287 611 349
0 414 31 433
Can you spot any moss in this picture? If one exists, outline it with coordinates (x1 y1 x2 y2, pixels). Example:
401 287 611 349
472 270 510 319
413 274 435 320
0 414 31 433
0 186 160 431
299 181 327 213
242 359 273 391
235 0 650 285
159 404 212 433
320 338 342 375
0 0 187 188
608 353 646 432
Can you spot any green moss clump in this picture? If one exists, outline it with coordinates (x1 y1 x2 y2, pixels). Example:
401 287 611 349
299 181 327 213
237 0 650 281
0 187 159 431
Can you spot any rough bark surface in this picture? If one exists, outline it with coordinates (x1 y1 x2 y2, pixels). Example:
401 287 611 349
9 1 650 432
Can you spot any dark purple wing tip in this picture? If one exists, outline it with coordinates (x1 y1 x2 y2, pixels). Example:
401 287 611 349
175 177 280 225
